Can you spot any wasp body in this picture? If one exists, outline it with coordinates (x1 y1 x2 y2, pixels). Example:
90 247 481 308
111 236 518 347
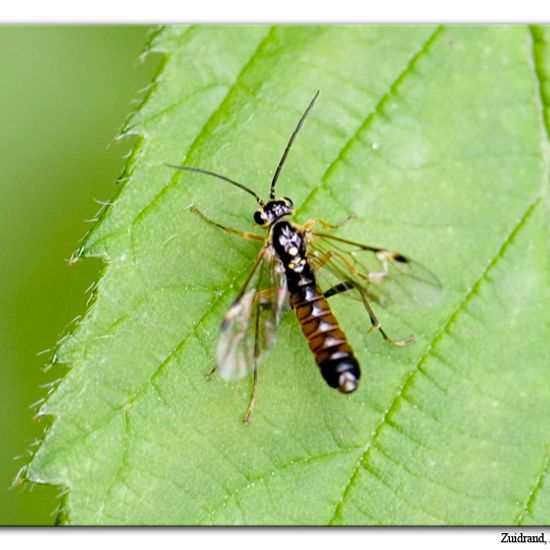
272 220 360 393
170 91 440 422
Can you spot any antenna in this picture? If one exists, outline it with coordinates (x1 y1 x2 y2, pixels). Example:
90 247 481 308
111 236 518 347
166 164 265 207
269 90 320 199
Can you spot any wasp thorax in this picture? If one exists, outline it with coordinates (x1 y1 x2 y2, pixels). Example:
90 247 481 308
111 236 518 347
253 197 294 226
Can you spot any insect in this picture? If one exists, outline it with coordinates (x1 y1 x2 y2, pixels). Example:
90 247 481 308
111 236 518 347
170 91 440 423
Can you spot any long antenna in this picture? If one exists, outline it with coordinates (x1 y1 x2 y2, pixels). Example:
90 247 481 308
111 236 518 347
167 164 265 207
269 90 320 199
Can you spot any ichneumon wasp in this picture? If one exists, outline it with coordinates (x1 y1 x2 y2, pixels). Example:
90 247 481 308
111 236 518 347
169 91 440 423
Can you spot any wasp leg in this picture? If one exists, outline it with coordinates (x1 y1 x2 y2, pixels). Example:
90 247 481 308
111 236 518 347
322 274 413 346
301 212 356 233
323 278 384 306
354 283 415 347
190 206 264 241
311 249 358 279
205 365 217 380
243 365 258 424
318 249 387 306
243 297 263 424
207 286 272 387
324 281 354 299
312 249 359 277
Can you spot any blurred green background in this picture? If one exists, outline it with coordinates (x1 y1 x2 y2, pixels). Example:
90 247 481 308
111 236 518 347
0 26 157 525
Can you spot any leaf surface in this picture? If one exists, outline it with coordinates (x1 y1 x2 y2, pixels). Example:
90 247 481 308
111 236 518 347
27 25 550 525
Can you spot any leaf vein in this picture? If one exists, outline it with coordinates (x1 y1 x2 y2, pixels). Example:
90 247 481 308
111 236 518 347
527 25 550 232
128 26 275 258
297 25 444 217
515 445 550 524
328 197 543 525
199 446 363 524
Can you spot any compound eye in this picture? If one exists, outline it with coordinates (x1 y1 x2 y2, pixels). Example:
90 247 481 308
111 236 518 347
284 197 293 207
254 210 267 225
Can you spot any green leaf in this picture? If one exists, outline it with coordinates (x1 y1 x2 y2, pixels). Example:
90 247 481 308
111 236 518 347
25 25 550 525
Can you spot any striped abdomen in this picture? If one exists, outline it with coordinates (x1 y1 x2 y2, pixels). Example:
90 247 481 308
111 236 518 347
271 220 361 393
291 284 361 393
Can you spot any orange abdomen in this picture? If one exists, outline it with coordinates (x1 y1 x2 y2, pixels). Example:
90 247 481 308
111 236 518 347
291 284 360 393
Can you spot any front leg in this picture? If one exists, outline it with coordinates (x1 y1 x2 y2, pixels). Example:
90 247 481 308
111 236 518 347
300 212 356 233
190 206 264 241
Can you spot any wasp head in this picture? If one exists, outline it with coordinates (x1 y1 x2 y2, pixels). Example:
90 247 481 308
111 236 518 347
253 197 294 227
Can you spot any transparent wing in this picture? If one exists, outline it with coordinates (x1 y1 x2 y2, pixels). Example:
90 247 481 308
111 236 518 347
309 231 442 307
216 244 288 381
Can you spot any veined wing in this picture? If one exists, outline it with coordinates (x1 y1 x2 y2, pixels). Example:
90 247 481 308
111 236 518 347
216 243 288 381
309 231 442 307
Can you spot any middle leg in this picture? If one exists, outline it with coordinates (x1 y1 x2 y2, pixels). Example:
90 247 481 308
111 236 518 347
323 279 415 347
